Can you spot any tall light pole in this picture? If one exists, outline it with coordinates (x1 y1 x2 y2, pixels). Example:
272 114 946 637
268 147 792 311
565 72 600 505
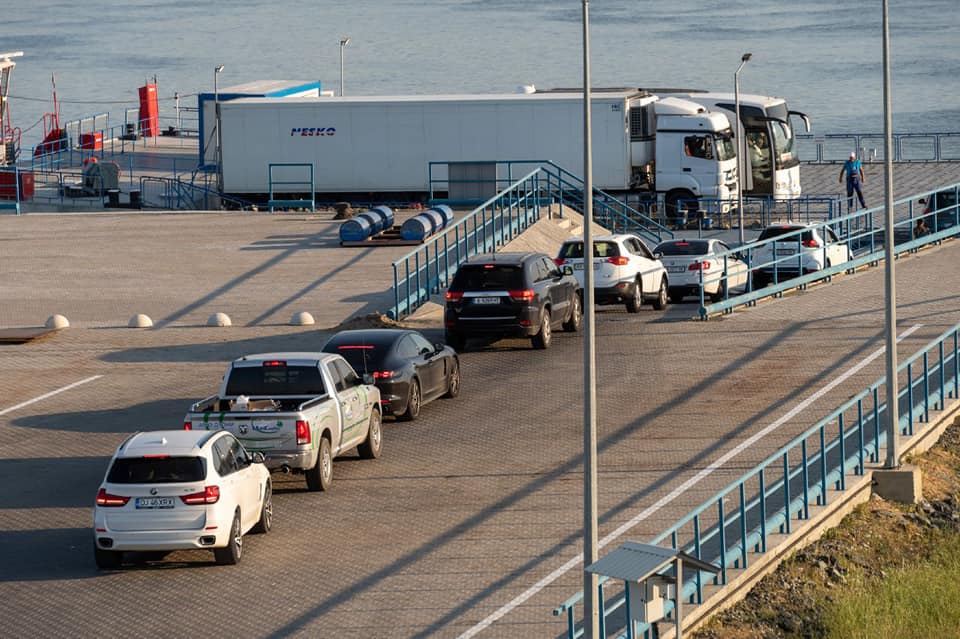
734 52 752 244
881 0 900 468
339 37 351 96
214 64 225 192
581 2 599 638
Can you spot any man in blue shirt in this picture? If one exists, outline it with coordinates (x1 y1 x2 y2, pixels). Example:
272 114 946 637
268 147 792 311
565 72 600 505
839 151 866 210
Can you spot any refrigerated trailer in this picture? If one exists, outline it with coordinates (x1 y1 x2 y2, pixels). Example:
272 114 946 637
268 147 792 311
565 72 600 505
218 90 739 211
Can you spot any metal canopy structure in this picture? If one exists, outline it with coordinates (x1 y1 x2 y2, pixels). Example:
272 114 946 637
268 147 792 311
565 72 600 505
586 541 719 639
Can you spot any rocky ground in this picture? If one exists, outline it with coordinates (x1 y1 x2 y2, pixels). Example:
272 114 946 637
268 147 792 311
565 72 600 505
693 416 960 639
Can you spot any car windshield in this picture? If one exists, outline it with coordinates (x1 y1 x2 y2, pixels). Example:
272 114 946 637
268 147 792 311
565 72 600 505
450 264 524 290
225 364 326 396
107 456 206 483
758 226 813 243
655 240 710 256
558 241 621 259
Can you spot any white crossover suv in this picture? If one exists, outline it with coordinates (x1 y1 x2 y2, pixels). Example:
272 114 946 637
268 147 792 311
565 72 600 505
93 429 272 569
555 234 669 312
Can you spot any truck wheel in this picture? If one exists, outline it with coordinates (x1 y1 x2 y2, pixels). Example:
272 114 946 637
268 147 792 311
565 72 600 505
305 437 333 492
562 293 582 332
531 311 552 349
358 410 383 459
214 511 243 565
399 379 421 421
251 481 272 534
626 279 642 313
443 360 461 398
652 277 669 310
94 545 122 570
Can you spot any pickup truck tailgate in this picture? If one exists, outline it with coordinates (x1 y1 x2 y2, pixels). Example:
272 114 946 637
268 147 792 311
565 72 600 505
187 413 299 452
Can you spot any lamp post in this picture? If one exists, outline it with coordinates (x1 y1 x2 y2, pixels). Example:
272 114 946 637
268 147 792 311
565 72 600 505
734 53 752 244
214 64 224 192
339 37 351 96
581 2 599 638
881 0 899 468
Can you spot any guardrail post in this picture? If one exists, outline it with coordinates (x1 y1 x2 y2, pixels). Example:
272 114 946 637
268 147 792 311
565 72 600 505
907 362 914 435
837 415 846 490
782 452 791 534
738 483 747 569
923 352 930 422
857 399 865 475
693 515 703 603
872 387 881 463
801 440 810 519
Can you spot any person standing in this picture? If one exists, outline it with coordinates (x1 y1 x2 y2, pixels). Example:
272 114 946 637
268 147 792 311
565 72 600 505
839 151 866 210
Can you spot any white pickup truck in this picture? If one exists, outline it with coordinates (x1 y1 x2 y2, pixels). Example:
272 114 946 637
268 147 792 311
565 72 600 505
184 352 382 491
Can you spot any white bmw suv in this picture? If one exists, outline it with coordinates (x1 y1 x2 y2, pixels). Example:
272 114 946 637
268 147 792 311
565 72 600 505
750 223 852 289
93 430 272 569
555 233 669 312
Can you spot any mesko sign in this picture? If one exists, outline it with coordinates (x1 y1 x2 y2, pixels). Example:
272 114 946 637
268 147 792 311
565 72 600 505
290 127 336 137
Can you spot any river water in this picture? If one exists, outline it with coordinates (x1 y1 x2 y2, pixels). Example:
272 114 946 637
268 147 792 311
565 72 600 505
5 0 959 147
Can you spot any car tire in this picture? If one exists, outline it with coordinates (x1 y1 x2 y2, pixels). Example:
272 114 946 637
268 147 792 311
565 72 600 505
399 379 421 421
531 311 552 349
214 511 243 565
305 437 333 492
358 410 383 459
626 279 642 313
445 332 466 353
94 545 122 570
752 273 768 289
251 481 272 534
652 277 668 310
562 293 582 332
710 279 727 303
443 359 461 398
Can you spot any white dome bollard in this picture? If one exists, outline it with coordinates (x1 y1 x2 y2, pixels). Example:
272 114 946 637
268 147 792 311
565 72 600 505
45 314 70 329
207 312 232 327
128 314 154 328
290 311 315 326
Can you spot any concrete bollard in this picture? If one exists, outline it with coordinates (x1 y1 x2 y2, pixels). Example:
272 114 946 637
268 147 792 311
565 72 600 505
45 314 70 329
128 314 154 328
290 311 315 326
207 312 232 327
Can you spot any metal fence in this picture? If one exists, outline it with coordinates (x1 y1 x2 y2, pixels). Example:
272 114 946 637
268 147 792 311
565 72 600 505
140 176 252 211
797 132 960 164
556 319 960 638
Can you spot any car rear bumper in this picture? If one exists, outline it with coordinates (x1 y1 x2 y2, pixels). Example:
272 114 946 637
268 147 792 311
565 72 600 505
445 307 541 338
593 281 637 305
263 449 314 471
94 527 230 552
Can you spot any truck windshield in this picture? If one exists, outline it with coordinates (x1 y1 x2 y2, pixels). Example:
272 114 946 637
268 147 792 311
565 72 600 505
714 133 736 161
225 365 326 396
766 102 798 169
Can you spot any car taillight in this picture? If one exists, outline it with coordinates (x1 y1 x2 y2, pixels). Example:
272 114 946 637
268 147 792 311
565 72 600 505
96 488 130 507
445 291 464 302
373 370 395 380
802 239 820 248
553 257 566 266
688 261 711 270
508 289 535 302
183 421 192 431
606 256 629 266
296 420 311 445
180 486 220 505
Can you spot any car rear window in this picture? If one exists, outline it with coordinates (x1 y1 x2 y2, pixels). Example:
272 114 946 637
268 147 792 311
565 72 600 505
329 345 386 372
558 241 621 259
107 456 206 484
758 227 813 242
225 364 326 396
655 240 710 256
450 264 524 290
934 191 959 209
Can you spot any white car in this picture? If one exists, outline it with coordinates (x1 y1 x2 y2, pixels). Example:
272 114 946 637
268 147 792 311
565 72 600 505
653 238 749 303
93 430 272 569
750 223 852 288
555 234 669 312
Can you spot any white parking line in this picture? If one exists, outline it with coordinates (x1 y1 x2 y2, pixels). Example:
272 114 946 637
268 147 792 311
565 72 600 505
0 375 103 417
458 324 923 638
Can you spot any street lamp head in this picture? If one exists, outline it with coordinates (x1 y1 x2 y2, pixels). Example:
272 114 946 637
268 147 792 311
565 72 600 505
741 53 752 63
340 37 351 48
215 64 225 74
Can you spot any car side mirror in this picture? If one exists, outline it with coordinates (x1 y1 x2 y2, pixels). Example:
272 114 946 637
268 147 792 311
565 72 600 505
251 452 266 464
562 265 574 276
919 197 927 204
362 373 375 385
434 342 445 353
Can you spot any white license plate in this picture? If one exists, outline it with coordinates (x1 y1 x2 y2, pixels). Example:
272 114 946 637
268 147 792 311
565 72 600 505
668 266 687 273
775 248 797 256
473 297 500 305
136 497 175 509
574 263 584 270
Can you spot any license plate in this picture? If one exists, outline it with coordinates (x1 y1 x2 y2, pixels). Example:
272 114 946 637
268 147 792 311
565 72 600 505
136 497 175 509
775 248 796 256
574 263 584 270
473 297 500 305
668 266 687 273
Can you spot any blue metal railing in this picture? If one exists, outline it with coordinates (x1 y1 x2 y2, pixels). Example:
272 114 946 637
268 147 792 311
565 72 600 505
797 131 960 164
267 162 315 213
670 195 842 233
695 182 960 318
392 164 673 320
556 320 960 638
140 176 253 211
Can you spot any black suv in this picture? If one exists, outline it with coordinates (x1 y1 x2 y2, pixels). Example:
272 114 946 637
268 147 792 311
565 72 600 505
444 252 582 350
